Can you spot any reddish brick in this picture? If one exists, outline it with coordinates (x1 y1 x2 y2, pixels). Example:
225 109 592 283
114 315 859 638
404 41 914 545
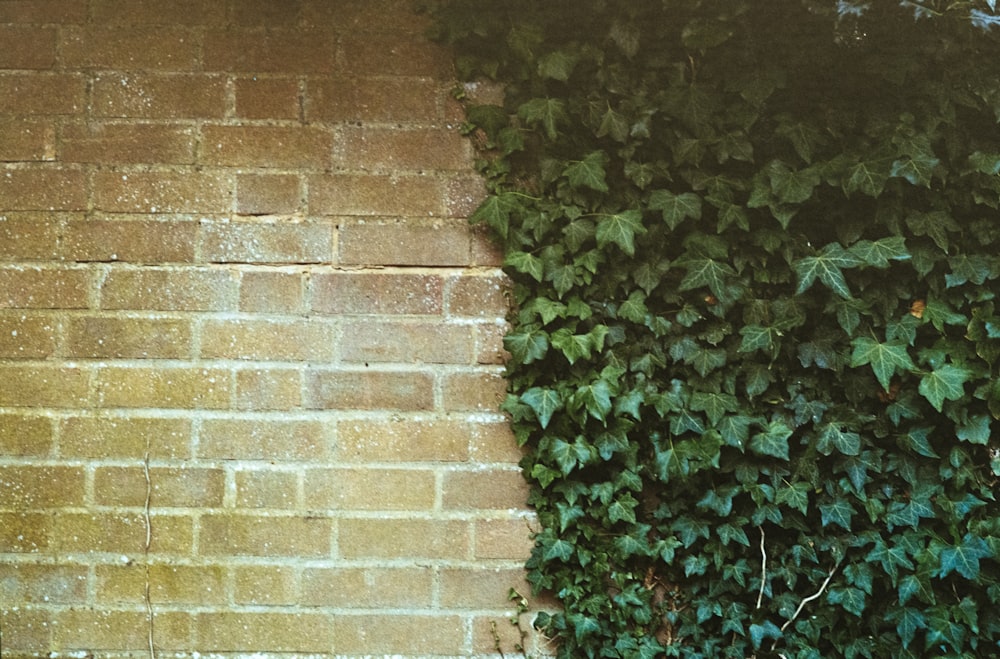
200 318 336 361
338 217 472 266
94 366 230 409
59 416 191 459
0 118 56 161
235 367 302 410
0 168 87 211
236 173 301 215
90 0 227 25
0 73 86 115
443 370 508 412
92 73 226 119
335 417 470 462
447 272 510 317
305 76 441 124
199 418 329 461
304 369 434 411
0 0 87 22
442 468 531 511
235 468 298 509
340 320 475 364
0 466 86 508
308 173 445 216
199 514 332 557
471 222 506 266
65 315 193 359
338 518 469 560
303 467 436 510
93 466 225 507
0 266 91 309
446 175 490 219
310 271 443 315
199 220 333 264
302 0 429 33
339 126 471 172
93 170 232 214
100 267 237 311
193 612 334 652
239 270 305 313
339 32 452 77
60 26 200 70
0 564 87 604
0 313 58 359
0 413 54 456
200 124 333 169
63 217 198 263
300 567 433 608
234 76 301 120
61 122 196 165
476 320 512 365
0 214 61 260
203 29 335 73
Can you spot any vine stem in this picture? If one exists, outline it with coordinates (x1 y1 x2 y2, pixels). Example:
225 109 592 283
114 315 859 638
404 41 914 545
771 559 843 651
143 444 155 659
756 526 767 610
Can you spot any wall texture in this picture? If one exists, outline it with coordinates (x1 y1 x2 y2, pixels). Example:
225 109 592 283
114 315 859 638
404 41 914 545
0 1 542 656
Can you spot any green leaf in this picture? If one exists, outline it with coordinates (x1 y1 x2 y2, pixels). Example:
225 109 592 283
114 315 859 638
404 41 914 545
827 586 866 616
956 414 990 445
819 498 855 530
597 107 629 143
845 159 890 197
564 151 609 192
543 537 575 562
969 150 1000 175
748 620 782 650
816 423 861 456
919 364 971 412
894 608 928 649
608 494 638 524
749 419 793 460
537 49 578 81
550 328 592 365
521 387 563 429
890 154 939 186
678 257 736 300
504 326 549 364
505 250 544 282
899 426 939 458
738 324 779 354
767 160 821 203
518 97 568 140
794 243 862 298
848 236 910 268
938 535 992 579
690 391 738 426
595 210 646 256
470 192 520 238
576 379 614 422
648 190 702 230
849 337 915 390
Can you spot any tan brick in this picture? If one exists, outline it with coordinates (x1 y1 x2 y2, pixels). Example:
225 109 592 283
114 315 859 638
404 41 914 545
0 512 51 552
475 517 537 560
63 217 199 263
203 29 335 73
0 564 87 604
0 73 86 115
304 369 434 411
335 417 470 462
0 118 56 162
302 0 429 33
93 466 225 507
199 220 333 264
308 173 444 216
477 321 512 365
65 315 193 359
0 214 61 260
0 0 87 22
0 266 90 309
310 271 443 315
235 468 298 509
441 567 531 608
330 614 465 655
443 370 507 412
231 0 302 26
0 607 52 652
338 218 472 266
199 514 332 557
60 26 199 70
95 366 229 409
338 518 469 560
0 365 90 407
305 76 441 124
200 124 332 169
448 273 510 317
239 270 305 313
100 267 238 311
443 468 530 511
300 567 432 608
61 122 196 165
0 167 87 211
200 317 335 361
0 466 85 508
233 565 298 605
339 126 471 172
470 420 524 464
199 418 329 461
471 222 506 266
93 169 232 214
446 174 490 220
92 73 227 119
96 563 226 605
90 0 227 25
0 313 58 359
236 173 301 215
52 512 193 554
59 415 191 459
234 76 301 120
194 612 333 652
52 609 191 652
473 615 531 658
339 32 452 77
340 320 475 364
235 367 302 410
0 413 53 456
303 467 436 510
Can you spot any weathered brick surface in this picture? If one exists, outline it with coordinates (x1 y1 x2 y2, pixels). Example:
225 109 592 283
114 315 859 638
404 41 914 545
0 1 540 656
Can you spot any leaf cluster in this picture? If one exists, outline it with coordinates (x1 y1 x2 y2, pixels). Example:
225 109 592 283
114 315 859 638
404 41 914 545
430 0 1000 656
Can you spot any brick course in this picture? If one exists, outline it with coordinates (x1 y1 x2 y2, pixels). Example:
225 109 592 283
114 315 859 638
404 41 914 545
0 1 540 656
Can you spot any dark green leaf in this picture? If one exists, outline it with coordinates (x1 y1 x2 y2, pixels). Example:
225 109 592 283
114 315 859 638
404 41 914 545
648 190 702 230
521 387 563 429
564 151 609 192
595 210 646 256
518 97 568 140
919 365 971 412
749 419 793 460
849 337 915 390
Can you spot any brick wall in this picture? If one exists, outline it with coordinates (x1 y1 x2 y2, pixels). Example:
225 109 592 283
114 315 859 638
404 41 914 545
0 1 546 656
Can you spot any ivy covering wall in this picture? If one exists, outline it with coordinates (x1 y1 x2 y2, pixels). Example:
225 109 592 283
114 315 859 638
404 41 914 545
430 1 1000 657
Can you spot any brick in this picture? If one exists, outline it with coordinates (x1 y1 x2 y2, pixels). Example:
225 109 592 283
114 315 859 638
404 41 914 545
61 122 196 165
234 76 301 120
236 173 301 215
92 73 227 119
52 512 193 554
199 418 329 461
0 0 87 22
93 169 232 214
443 370 508 412
0 466 85 508
65 315 193 359
234 468 298 509
471 222 506 266
200 317 335 361
338 218 472 266
100 267 238 311
0 512 51 552
445 174 490 219
473 615 530 657
475 517 537 560
199 220 333 264
442 468 530 511
0 365 90 407
340 320 475 364
203 29 335 73
300 567 433 608
194 612 333 652
235 367 302 410
303 467 436 510
0 313 58 359
0 564 87 604
63 217 199 263
0 118 56 161
96 563 226 605
305 76 441 124
310 271 443 315
95 366 229 409
441 567 531 608
90 0 227 25
0 414 53 456
335 417 470 462
198 514 332 557
339 32 452 77
476 321 511 365
93 466 225 507
239 270 305 313
308 173 444 216
304 369 434 411
59 416 191 459
469 421 524 464
339 126 471 173
0 73 86 115
230 0 302 26
0 607 52 652
233 565 298 605
448 273 510 317
329 614 465 655
200 125 333 169
0 167 87 211
302 0 429 33
59 26 199 70
0 214 62 260
338 518 469 560
52 609 190 651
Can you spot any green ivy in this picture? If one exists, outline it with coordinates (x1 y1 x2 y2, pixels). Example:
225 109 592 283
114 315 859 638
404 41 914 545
429 1 1000 656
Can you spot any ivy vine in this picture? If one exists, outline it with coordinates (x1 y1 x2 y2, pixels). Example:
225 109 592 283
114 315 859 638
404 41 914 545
429 1 1000 656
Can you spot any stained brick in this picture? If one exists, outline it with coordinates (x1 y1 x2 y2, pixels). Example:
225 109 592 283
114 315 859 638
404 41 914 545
52 512 193 554
0 73 86 115
93 466 225 507
199 418 329 461
0 0 87 22
303 467 436 510
59 26 200 70
239 270 305 313
447 273 510 317
0 607 52 652
302 0 428 33
65 315 193 359
100 267 238 311
305 76 440 124
310 271 443 315
52 609 190 651
231 0 303 26
61 122 196 165
236 173 301 215
93 170 232 214
92 73 227 119
338 218 472 266
338 518 469 560
0 466 86 508
0 564 87 604
0 413 54 456
94 366 230 409
441 567 532 608
235 367 302 410
200 318 336 361
199 514 332 557
476 321 511 365
59 416 191 459
307 173 444 216
339 126 471 172
0 313 58 359
443 370 507 412
63 217 199 263
442 468 531 511
0 512 51 552
90 0 227 25
329 614 465 655
300 567 433 608
235 468 298 509
96 563 226 605
339 32 452 77
203 29 335 74
194 612 333 652
474 517 537 560
0 118 56 162
200 125 333 169
232 565 298 605
234 77 301 120
304 369 434 411
469 421 524 464
0 214 61 260
0 168 87 211
339 320 475 364
199 220 333 264
335 417 470 462
445 174 490 219
0 365 90 407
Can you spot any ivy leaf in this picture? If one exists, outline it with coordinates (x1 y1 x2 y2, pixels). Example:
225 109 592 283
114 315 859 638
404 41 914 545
899 426 939 458
894 608 927 649
679 257 737 300
648 190 702 230
938 535 992 579
749 419 793 460
848 236 910 268
890 154 939 187
537 49 578 81
827 586 866 616
849 337 915 391
794 243 862 298
845 159 890 197
595 210 646 256
767 159 821 203
505 250 544 282
819 498 856 530
521 387 563 429
543 537 575 562
919 364 971 412
738 324 779 354
816 423 862 456
504 325 549 364
608 494 638 524
690 391 738 426
969 150 1000 175
518 97 568 140
956 414 990 445
597 107 630 143
470 192 520 238
564 151 609 192
748 620 782 650
576 379 614 422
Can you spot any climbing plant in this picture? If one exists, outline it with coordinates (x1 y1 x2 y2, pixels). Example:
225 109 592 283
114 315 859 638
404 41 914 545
429 1 1000 656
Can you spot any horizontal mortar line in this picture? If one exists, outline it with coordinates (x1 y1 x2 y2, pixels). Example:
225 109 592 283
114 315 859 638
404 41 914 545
0 406 509 422
10 602 528 618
